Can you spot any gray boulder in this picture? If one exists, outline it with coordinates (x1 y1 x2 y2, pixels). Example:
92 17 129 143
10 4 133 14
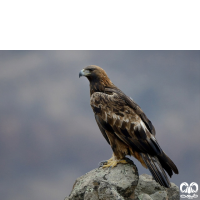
65 159 179 200
134 174 179 200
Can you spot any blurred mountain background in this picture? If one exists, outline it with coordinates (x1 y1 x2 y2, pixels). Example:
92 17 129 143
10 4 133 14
0 51 199 200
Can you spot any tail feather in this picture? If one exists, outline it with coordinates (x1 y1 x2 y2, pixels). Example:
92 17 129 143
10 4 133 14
141 153 171 188
160 152 179 175
158 158 173 177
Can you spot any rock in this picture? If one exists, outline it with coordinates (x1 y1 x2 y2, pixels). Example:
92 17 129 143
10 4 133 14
137 193 152 200
166 182 180 200
65 159 179 200
65 158 138 200
150 191 168 200
134 174 179 200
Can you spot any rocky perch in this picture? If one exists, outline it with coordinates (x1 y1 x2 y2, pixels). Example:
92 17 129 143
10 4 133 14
65 159 179 200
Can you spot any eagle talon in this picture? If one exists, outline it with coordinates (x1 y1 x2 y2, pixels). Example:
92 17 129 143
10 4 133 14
98 160 108 168
102 159 128 168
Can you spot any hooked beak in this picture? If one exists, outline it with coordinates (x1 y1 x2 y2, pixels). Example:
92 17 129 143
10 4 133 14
79 69 90 78
79 69 84 78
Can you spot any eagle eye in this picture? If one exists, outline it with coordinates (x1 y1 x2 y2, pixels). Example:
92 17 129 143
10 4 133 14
88 68 95 72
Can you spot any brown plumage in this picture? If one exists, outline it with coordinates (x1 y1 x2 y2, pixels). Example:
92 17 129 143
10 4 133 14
79 65 179 188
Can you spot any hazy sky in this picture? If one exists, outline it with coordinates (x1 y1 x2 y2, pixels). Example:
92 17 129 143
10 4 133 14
0 51 199 200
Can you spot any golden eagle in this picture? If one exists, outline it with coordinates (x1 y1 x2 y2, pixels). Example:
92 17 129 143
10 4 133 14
79 65 178 188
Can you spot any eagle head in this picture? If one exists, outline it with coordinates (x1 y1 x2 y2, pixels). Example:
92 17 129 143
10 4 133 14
79 65 114 94
79 65 108 80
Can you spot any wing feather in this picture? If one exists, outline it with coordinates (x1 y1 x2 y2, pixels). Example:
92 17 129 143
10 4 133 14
95 115 110 145
105 88 156 135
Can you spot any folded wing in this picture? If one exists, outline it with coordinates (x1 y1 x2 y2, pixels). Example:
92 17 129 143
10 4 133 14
91 89 178 188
